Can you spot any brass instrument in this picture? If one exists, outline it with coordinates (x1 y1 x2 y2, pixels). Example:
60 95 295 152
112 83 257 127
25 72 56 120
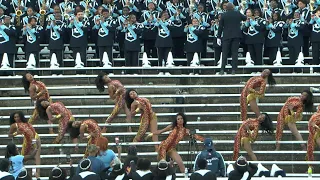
85 0 90 17
284 2 290 15
189 0 195 15
16 0 22 26
216 0 221 11
310 0 315 12
63 0 70 20
240 0 247 14
40 0 47 26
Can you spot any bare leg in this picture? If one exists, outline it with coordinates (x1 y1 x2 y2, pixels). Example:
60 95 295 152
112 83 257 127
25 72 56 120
72 138 79 152
149 116 158 151
316 138 320 147
169 150 185 173
288 122 306 150
242 140 257 161
124 105 132 132
35 139 41 179
249 99 261 118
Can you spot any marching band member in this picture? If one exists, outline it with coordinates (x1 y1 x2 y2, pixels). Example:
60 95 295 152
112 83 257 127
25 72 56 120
310 7 320 72
116 0 140 15
79 0 99 19
93 9 117 66
0 15 16 70
22 17 43 68
155 10 172 71
0 8 4 21
297 0 311 58
142 0 166 12
210 14 222 66
285 11 305 65
22 7 39 26
59 0 77 19
265 12 285 64
102 0 119 18
167 0 186 60
122 13 143 74
263 0 285 21
36 0 55 16
68 10 90 68
184 18 205 74
0 0 10 15
207 0 221 16
9 0 27 20
47 13 65 74
279 0 296 19
116 6 130 58
141 2 159 60
244 9 266 67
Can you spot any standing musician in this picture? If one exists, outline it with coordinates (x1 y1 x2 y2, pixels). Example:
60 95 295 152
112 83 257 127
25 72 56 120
79 0 99 19
59 0 77 19
279 0 296 19
263 0 285 21
208 0 222 16
116 0 140 15
0 15 16 70
167 0 186 60
102 0 119 18
122 13 143 74
23 17 43 68
297 0 311 58
36 0 55 15
310 7 320 73
93 9 117 66
68 10 90 68
47 13 65 74
22 8 39 27
141 2 160 60
116 6 130 58
142 0 166 12
0 0 11 15
9 0 27 20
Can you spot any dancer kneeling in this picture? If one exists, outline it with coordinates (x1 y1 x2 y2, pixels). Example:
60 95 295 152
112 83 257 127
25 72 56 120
240 69 276 121
276 90 313 150
125 89 158 150
151 113 204 173
233 113 273 161
36 100 74 144
67 119 102 157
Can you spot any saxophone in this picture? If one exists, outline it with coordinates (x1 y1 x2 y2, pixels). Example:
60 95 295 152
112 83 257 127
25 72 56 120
40 0 47 26
16 0 22 26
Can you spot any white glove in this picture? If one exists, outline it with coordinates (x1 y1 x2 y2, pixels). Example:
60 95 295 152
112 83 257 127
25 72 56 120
217 38 222 46
241 171 250 180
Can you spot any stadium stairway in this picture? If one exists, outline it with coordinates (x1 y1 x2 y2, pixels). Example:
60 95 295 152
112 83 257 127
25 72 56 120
0 69 320 178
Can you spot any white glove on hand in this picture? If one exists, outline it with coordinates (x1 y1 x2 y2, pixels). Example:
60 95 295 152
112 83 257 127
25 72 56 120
217 38 222 46
241 171 250 180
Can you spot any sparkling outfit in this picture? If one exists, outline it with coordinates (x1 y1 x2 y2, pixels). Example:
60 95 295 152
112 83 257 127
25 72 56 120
15 122 39 156
157 126 204 160
132 97 157 142
233 118 259 160
82 119 102 157
240 76 266 121
28 80 51 124
107 80 126 122
276 97 303 146
307 107 320 162
50 102 74 144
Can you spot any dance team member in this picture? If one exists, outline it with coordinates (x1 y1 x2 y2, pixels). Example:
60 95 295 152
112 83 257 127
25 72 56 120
67 119 102 157
233 113 273 161
8 112 41 179
240 69 276 121
36 99 74 144
276 90 314 150
151 113 204 173
21 72 51 130
306 105 320 165
125 89 158 150
95 72 132 132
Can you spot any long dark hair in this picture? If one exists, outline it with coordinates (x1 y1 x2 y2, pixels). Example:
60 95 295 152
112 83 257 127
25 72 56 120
172 112 187 128
302 90 314 112
36 99 49 120
95 72 106 92
22 72 33 93
259 113 273 134
267 71 276 86
125 89 137 109
9 111 27 125
67 121 80 138
5 142 19 158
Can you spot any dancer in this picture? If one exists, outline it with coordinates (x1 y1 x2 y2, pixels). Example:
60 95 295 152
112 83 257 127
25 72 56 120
276 90 314 150
36 99 74 144
95 72 132 132
306 105 320 165
125 89 158 150
22 72 51 128
8 112 41 179
240 69 276 121
151 113 204 173
67 119 102 157
233 113 273 161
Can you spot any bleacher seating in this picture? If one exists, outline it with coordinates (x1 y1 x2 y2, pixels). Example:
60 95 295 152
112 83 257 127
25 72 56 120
0 67 320 178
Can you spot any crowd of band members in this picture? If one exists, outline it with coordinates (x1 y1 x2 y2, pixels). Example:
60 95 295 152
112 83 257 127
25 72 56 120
0 0 320 72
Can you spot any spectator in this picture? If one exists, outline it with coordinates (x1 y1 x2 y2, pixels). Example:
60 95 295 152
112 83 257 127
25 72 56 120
124 146 139 172
190 159 216 180
16 169 31 180
102 161 129 180
96 137 121 172
228 156 257 180
49 159 75 180
0 159 14 180
5 142 38 179
131 158 153 180
194 138 226 177
76 144 105 175
153 160 176 180
72 159 100 180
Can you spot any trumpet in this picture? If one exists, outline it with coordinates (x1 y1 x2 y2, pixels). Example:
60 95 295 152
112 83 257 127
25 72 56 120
85 0 90 17
189 0 195 15
40 0 47 26
63 0 70 20
310 0 315 12
16 0 22 26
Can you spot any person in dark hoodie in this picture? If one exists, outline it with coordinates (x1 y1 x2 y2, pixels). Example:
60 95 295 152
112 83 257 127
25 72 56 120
131 158 153 180
72 159 100 180
153 160 176 180
194 138 226 177
190 159 216 180
16 169 31 180
228 156 257 180
0 159 14 180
